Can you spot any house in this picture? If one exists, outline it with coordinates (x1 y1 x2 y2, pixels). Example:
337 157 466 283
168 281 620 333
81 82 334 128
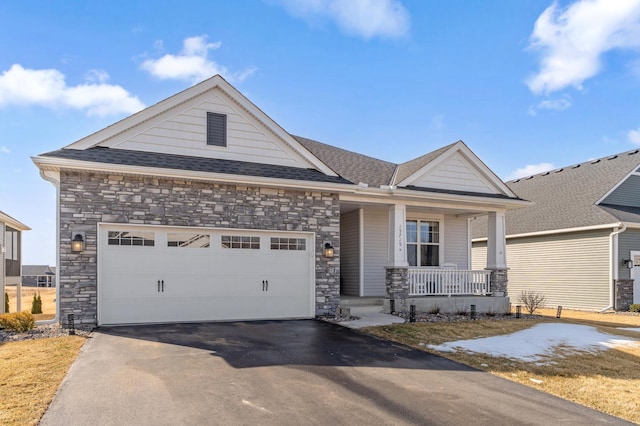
472 150 640 311
0 210 30 314
22 265 56 287
32 75 529 326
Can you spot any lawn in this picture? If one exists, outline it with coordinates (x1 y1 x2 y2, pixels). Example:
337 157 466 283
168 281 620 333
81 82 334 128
364 309 640 424
4 286 56 321
0 335 86 426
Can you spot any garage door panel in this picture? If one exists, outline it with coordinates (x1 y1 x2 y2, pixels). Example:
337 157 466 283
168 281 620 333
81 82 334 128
99 225 314 325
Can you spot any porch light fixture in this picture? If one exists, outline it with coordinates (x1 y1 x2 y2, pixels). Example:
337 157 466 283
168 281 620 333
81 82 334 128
323 242 335 258
623 258 634 269
71 233 85 253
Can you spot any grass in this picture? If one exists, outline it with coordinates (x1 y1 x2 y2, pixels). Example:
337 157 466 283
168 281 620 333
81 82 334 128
5 286 56 320
364 309 640 424
0 335 86 426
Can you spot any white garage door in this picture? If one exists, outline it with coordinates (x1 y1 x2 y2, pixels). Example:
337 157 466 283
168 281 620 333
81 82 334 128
98 224 315 325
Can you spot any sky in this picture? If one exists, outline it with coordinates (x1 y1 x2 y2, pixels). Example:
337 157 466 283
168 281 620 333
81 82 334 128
2 0 640 265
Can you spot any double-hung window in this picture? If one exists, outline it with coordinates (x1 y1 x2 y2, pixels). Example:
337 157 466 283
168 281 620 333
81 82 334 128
406 220 440 267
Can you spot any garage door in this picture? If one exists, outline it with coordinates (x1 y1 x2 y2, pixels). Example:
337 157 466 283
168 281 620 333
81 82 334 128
98 224 315 325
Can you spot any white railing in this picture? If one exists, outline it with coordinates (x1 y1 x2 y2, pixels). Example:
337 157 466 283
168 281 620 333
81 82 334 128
408 268 491 296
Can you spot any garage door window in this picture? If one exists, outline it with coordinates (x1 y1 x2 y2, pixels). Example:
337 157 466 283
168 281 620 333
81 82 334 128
270 237 306 251
108 231 155 246
168 233 210 248
221 235 260 249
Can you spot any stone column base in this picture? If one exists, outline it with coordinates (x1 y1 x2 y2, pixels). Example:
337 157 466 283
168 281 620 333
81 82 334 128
615 279 633 311
487 268 508 297
385 266 409 300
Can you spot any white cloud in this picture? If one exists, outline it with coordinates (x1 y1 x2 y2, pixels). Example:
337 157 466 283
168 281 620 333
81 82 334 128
273 0 410 39
628 128 640 145
526 0 640 95
0 64 145 117
528 94 573 115
505 162 555 181
0 146 9 154
140 35 256 84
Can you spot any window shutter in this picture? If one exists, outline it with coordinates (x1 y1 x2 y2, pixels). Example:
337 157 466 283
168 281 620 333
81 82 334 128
207 112 227 147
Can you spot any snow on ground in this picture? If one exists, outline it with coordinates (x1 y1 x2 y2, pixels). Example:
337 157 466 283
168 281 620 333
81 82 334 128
427 323 639 362
619 327 640 333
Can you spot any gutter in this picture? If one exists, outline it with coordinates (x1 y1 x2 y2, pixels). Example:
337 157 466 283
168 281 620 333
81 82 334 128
37 169 60 325
601 223 627 313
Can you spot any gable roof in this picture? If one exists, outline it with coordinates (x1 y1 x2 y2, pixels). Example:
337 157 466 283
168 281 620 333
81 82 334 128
472 148 640 238
22 265 55 276
0 210 30 231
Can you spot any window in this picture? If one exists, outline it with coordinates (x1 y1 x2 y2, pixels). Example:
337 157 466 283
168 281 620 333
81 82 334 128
221 235 260 249
270 237 306 251
168 233 210 248
5 229 18 261
207 112 227 147
406 220 440 267
108 231 155 246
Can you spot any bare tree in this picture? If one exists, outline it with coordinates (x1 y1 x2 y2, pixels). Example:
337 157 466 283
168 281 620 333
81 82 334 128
518 290 547 314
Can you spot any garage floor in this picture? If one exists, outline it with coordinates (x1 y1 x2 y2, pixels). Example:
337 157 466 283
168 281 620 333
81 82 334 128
40 320 630 425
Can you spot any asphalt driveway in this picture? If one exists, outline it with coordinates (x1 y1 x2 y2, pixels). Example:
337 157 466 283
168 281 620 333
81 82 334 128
40 320 630 425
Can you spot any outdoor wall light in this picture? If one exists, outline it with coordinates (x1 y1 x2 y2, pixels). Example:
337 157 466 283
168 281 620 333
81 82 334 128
623 258 634 269
71 232 85 253
323 242 335 258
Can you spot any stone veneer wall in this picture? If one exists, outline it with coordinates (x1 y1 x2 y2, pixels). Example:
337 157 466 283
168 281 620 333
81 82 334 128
615 279 633 311
59 170 340 325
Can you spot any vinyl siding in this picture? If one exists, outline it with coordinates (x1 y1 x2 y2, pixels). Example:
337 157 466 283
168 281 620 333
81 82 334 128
410 152 498 194
443 214 469 269
497 230 611 310
471 241 486 271
340 210 360 296
113 91 309 168
601 175 640 208
362 207 388 296
619 229 640 280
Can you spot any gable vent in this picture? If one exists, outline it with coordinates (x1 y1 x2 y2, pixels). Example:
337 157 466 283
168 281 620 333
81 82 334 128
207 112 227 147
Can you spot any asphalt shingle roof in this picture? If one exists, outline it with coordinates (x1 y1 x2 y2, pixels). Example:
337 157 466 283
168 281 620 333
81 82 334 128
472 149 640 238
40 147 352 185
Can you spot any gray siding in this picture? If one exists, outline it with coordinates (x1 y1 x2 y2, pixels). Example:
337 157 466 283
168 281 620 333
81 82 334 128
443 214 469 269
0 222 4 313
619 229 640 280
362 207 387 297
499 230 611 310
340 210 360 296
602 175 640 207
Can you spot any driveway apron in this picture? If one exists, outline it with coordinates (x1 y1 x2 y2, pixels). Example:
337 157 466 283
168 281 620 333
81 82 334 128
40 320 631 426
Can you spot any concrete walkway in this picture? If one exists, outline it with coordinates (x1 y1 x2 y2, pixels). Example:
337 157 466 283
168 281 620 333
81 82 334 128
338 311 405 328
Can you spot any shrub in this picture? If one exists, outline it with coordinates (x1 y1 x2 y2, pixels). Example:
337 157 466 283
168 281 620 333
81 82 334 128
427 304 441 315
454 303 469 316
4 292 8 313
518 290 547 314
630 304 640 313
31 293 43 314
0 311 36 332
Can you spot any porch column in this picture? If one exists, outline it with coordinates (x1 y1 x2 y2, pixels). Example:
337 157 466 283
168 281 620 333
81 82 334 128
486 211 508 296
385 204 409 299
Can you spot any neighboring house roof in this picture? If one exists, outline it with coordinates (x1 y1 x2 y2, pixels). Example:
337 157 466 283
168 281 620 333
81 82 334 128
0 210 30 231
22 265 55 276
472 148 640 238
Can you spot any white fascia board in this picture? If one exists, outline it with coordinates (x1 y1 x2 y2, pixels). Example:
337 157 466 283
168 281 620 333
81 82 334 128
472 222 636 243
0 212 31 231
31 156 359 194
62 75 337 177
396 142 518 198
595 169 640 205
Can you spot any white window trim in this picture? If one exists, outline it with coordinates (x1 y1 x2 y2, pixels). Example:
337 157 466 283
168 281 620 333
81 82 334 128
406 215 445 268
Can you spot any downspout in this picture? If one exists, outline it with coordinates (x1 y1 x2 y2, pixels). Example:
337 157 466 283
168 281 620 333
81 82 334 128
38 169 60 325
601 223 627 312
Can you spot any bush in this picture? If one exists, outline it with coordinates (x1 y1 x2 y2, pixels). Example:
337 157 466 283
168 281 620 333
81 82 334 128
427 304 441 315
518 290 547 314
31 293 43 314
0 311 36 332
4 292 8 313
630 304 640 313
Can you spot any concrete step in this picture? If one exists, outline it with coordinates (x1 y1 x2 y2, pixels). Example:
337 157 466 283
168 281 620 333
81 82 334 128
349 305 385 315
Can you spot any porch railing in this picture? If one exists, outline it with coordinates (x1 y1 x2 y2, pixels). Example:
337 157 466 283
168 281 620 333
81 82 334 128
408 268 491 296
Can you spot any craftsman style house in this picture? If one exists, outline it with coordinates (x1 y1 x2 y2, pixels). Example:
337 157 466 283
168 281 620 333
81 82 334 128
33 75 528 326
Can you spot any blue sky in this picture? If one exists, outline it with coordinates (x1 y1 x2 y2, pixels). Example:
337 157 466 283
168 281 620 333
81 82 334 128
2 0 640 265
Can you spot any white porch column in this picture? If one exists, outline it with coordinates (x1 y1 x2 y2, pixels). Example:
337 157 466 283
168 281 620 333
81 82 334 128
387 204 408 267
486 211 507 269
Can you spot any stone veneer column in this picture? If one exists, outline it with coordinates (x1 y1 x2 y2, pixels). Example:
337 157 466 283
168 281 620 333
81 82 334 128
385 266 409 299
615 279 633 311
488 268 508 297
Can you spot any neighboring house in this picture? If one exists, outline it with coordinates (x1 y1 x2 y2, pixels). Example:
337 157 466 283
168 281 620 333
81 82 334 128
32 75 529 326
0 211 30 314
472 150 640 311
22 265 56 287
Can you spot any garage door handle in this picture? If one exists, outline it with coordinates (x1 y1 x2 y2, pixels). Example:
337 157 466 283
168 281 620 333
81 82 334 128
265 280 269 291
262 280 265 291
161 280 164 292
157 280 161 292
